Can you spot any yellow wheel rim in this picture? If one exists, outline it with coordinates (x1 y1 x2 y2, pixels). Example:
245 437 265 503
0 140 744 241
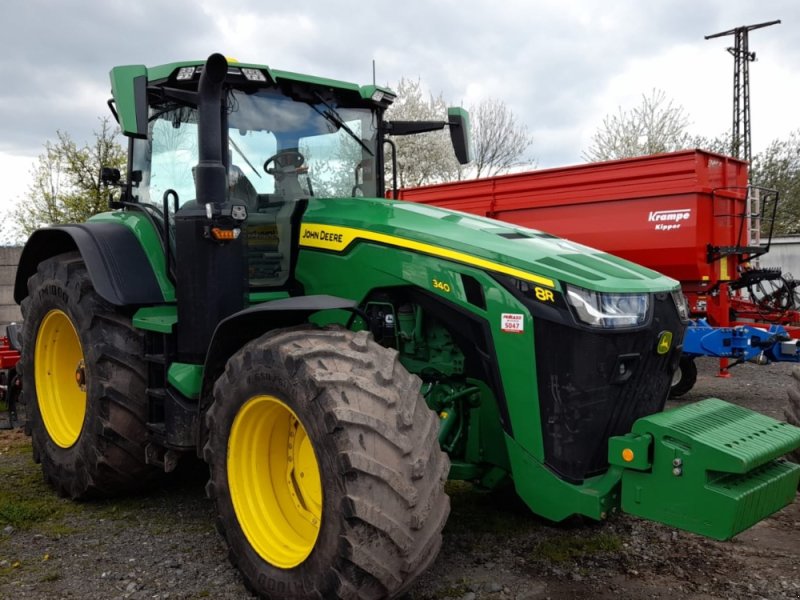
34 309 87 448
228 395 323 569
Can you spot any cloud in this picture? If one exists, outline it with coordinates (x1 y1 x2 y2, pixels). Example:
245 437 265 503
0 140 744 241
0 0 797 187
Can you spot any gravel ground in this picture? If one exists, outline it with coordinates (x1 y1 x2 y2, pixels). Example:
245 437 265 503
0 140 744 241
0 358 798 600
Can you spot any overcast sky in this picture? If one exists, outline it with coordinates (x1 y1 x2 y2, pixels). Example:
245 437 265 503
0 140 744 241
2 0 799 221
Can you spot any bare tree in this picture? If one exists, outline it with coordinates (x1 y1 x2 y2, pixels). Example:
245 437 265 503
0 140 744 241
583 89 692 162
385 79 535 189
471 98 533 177
13 118 126 236
690 132 734 156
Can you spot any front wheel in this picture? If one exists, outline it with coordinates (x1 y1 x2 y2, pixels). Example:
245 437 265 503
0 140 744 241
669 356 697 398
204 327 450 599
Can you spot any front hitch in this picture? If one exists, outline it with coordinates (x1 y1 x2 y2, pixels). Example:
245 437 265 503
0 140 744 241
609 398 800 540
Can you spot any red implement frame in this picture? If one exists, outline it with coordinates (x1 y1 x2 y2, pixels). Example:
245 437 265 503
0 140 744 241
0 337 19 370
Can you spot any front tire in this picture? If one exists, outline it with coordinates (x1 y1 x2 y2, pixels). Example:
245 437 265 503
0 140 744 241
21 252 157 498
669 356 697 398
204 327 450 599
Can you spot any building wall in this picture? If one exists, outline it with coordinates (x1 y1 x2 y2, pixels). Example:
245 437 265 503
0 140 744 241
757 236 800 280
0 247 22 326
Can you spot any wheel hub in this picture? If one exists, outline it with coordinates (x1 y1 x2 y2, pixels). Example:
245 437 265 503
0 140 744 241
75 360 86 392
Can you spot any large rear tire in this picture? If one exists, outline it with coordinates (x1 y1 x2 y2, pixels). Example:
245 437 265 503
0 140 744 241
21 252 157 499
204 327 450 599
787 366 800 466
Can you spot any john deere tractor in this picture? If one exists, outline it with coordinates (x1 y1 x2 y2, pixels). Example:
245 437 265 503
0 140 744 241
15 54 800 599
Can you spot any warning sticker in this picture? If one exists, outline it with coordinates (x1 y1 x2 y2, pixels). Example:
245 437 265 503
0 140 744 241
501 313 524 333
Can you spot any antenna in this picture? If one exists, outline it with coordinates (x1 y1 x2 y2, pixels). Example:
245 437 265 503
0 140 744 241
705 20 780 166
372 59 376 86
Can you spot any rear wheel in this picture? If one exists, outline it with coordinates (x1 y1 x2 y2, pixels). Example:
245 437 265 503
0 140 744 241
669 356 697 398
21 252 157 498
205 327 450 599
787 366 800 467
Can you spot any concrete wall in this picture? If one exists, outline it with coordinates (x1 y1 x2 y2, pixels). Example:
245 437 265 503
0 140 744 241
757 236 800 280
0 247 22 325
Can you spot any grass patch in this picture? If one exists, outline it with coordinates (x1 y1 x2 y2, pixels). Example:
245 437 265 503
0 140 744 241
0 430 32 456
419 579 470 600
38 522 80 537
530 532 622 564
0 451 78 531
0 498 58 529
0 562 21 578
88 497 147 521
0 470 75 531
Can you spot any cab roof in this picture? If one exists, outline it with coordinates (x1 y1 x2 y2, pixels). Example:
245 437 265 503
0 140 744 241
109 57 395 138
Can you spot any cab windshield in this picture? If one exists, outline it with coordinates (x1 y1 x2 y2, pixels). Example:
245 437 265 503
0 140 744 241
130 87 379 289
131 87 379 210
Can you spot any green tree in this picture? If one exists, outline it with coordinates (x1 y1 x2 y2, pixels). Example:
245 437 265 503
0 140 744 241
13 117 126 236
750 130 800 235
583 89 692 162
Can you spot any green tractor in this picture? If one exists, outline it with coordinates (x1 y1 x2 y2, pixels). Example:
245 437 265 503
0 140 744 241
15 54 800 599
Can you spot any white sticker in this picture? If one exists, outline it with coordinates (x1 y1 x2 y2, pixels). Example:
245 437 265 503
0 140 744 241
501 313 524 333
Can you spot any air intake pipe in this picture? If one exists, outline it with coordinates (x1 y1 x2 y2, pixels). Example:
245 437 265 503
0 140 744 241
174 53 246 362
194 52 228 210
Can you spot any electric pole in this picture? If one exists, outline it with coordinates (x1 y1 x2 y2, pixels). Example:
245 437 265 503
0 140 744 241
705 20 780 165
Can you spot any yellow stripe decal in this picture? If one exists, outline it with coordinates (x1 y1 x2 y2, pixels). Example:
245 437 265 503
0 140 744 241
300 223 555 288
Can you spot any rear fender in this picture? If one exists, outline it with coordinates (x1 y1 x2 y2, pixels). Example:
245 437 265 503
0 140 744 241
14 224 165 306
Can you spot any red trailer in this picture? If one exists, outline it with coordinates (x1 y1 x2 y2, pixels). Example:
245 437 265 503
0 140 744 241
397 150 793 374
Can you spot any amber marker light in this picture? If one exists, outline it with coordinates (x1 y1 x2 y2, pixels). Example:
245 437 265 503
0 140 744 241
210 227 240 241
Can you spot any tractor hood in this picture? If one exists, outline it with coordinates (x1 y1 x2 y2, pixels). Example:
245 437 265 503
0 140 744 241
300 197 677 295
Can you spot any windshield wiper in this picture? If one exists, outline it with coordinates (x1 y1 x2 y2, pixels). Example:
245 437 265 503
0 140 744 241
310 92 374 156
229 137 262 178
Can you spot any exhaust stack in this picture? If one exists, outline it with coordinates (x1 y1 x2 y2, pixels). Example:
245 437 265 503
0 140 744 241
174 53 246 362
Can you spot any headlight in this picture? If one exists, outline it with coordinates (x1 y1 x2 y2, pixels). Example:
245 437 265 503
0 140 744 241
565 284 649 329
670 287 690 321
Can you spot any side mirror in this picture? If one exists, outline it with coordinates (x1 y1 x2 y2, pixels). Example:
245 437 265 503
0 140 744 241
109 64 149 138
100 167 122 186
447 107 472 165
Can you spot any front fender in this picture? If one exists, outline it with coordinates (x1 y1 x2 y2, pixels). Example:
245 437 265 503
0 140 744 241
196 294 357 451
202 295 357 386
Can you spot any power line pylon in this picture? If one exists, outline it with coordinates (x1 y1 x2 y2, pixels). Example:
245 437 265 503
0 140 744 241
705 20 780 165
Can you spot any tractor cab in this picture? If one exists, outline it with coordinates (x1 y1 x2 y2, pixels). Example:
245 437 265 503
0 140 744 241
107 55 469 361
114 59 389 290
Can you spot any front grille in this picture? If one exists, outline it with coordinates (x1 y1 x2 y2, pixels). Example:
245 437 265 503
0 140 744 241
534 293 684 483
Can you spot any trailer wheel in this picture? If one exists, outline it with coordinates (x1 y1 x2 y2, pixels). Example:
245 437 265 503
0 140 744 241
669 357 697 398
204 327 450 599
21 252 157 499
786 366 800 466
